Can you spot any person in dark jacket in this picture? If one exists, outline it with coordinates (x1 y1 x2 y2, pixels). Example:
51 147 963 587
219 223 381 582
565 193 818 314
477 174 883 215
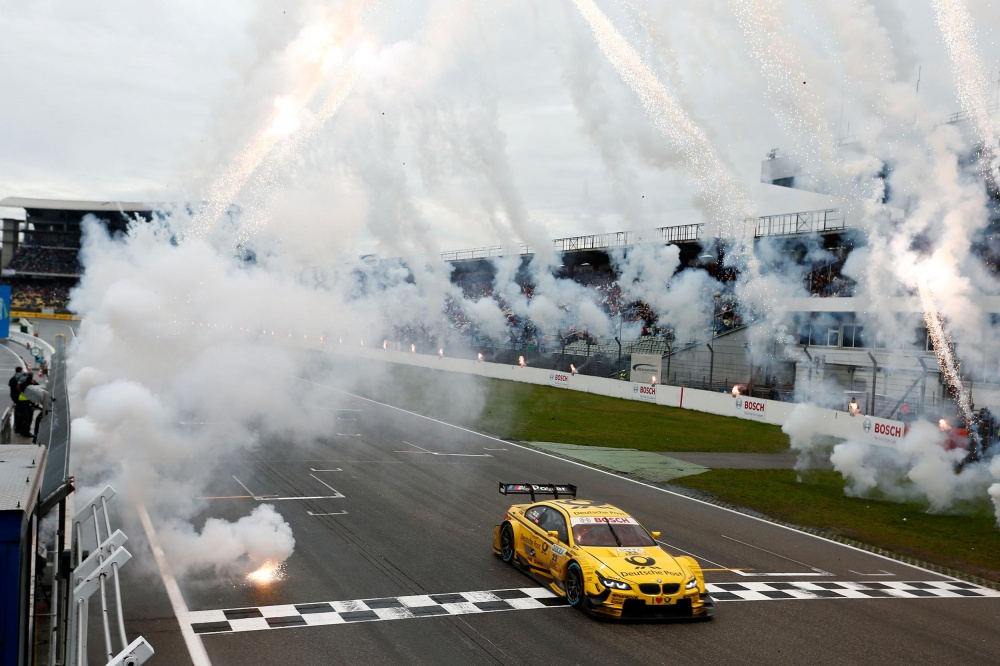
8 366 22 402
14 372 36 437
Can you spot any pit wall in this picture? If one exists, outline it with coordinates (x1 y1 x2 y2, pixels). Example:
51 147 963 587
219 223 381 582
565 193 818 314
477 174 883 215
320 343 906 448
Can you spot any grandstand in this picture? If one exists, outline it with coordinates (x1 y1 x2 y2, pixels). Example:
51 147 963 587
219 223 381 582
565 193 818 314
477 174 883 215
0 198 168 314
3 195 999 421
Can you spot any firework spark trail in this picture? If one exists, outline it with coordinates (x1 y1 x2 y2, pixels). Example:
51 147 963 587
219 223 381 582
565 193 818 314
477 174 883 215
729 0 841 179
932 0 1000 181
570 0 793 331
235 48 366 244
572 0 753 232
916 276 976 446
186 6 371 239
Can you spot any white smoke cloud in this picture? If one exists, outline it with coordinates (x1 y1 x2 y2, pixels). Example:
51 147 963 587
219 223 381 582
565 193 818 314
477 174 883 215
159 504 295 577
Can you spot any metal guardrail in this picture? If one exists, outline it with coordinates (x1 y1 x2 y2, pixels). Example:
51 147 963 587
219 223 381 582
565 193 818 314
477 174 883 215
65 487 153 666
752 208 845 238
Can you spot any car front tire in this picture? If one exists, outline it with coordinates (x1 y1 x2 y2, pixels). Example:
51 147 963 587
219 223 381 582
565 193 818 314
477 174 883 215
565 562 585 610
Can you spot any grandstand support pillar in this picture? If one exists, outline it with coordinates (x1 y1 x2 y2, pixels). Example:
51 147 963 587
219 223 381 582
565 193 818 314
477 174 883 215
615 336 622 380
918 358 931 417
803 345 813 401
868 352 879 417
707 344 715 391
665 342 672 384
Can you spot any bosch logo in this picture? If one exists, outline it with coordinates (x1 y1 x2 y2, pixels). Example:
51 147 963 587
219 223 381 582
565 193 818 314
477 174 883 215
863 419 872 433
743 400 765 412
625 556 656 568
553 374 568 381
638 386 655 395
874 423 902 438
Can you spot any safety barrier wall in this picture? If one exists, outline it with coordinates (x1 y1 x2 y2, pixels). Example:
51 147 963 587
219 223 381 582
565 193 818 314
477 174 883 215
315 343 904 447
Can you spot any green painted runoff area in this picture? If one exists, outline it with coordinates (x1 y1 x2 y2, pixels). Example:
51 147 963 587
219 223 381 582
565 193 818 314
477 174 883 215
526 442 708 483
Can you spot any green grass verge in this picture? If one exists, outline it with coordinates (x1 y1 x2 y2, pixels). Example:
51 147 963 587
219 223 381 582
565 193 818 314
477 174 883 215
362 363 790 453
670 470 1000 584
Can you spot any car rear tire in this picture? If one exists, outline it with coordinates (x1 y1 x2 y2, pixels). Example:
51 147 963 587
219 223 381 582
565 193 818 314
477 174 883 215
500 523 516 564
565 562 585 610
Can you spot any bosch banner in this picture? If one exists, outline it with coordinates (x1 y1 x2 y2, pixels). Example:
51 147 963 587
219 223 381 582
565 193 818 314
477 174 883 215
735 395 766 420
549 370 570 388
632 382 656 403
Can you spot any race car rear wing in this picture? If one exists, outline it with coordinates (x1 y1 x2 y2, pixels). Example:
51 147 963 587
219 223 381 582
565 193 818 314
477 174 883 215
499 482 577 501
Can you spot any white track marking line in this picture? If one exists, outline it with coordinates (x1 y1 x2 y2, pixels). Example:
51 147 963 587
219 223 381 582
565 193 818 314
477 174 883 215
401 440 433 453
397 440 493 457
232 475 258 498
136 501 212 666
720 534 832 576
309 467 343 472
232 474 343 501
309 473 346 496
307 510 349 516
850 570 895 576
298 382 973 583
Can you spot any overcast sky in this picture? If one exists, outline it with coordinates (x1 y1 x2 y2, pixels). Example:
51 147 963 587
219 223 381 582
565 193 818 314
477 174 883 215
1 0 997 255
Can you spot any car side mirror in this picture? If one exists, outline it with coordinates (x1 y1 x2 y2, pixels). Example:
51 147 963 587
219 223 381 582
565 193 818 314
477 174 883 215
546 531 559 539
650 531 661 539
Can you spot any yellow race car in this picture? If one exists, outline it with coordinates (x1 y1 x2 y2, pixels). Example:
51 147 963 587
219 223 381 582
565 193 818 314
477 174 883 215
493 482 714 619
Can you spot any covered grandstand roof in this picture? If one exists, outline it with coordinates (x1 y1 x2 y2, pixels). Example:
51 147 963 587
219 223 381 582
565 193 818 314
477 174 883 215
0 197 170 213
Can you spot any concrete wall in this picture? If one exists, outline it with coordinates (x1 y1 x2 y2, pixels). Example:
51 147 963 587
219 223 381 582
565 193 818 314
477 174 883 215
313 341 904 447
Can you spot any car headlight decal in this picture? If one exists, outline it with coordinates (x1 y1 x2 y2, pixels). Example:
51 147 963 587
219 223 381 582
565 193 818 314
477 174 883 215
598 575 631 591
685 577 698 590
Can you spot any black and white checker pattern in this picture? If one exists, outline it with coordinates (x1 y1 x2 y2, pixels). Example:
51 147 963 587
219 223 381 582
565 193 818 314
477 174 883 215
184 581 1000 635
186 587 566 635
705 580 1000 601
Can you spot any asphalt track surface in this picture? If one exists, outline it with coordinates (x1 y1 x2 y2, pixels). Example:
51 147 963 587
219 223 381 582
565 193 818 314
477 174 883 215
108 383 1000 666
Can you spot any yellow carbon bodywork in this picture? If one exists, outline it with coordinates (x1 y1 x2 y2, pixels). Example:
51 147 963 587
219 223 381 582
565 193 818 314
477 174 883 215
493 499 714 619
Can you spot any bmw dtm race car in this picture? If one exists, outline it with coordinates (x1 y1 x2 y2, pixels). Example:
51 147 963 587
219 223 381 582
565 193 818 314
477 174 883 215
493 482 714 619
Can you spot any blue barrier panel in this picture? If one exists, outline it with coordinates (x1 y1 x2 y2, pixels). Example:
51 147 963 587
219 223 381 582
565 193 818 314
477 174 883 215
0 286 9 339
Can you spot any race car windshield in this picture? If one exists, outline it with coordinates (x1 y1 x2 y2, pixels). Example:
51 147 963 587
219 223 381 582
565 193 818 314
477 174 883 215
573 523 656 547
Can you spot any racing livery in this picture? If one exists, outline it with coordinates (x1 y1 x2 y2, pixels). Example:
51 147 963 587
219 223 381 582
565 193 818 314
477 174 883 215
493 482 714 619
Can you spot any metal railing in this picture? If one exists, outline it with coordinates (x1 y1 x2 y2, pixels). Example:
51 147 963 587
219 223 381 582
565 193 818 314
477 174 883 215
65 486 153 666
752 209 845 238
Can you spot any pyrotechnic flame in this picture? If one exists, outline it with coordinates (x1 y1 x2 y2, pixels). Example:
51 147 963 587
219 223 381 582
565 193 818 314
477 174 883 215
651 376 657 386
570 364 578 375
411 344 416 353
518 356 526 367
267 96 302 137
382 340 387 350
246 561 285 586
438 348 444 357
732 385 741 397
939 419 950 431
477 353 484 362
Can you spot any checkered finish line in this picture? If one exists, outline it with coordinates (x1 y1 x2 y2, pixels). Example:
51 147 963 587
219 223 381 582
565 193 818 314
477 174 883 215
706 580 1000 601
186 588 565 635
185 581 1000 635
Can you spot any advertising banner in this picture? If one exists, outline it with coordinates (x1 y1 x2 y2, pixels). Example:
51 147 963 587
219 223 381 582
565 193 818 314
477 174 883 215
632 382 656 403
0 286 9 339
629 354 661 384
735 395 767 420
549 370 570 388
862 417 907 445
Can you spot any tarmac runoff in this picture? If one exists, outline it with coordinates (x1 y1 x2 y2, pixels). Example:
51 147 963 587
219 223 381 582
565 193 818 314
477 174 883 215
523 443 830 482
